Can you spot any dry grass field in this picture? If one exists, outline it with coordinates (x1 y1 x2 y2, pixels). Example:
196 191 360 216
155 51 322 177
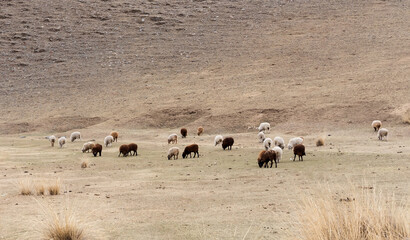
0 0 409 239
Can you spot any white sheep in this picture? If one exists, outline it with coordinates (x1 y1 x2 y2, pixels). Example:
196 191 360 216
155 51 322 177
274 136 285 149
168 134 178 144
272 146 283 163
258 132 266 143
258 122 271 133
46 135 56 147
58 136 66 148
104 135 114 147
263 138 273 150
82 142 95 153
377 128 388 141
287 137 304 150
70 131 81 142
214 135 223 146
372 120 382 132
167 147 180 160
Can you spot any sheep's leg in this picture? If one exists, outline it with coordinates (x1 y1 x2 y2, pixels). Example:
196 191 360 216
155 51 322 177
301 156 303 161
270 160 273 168
274 160 277 168
118 152 121 157
293 154 296 161
197 152 199 158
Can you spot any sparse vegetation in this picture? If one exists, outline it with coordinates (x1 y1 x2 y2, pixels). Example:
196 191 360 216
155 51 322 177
44 207 85 240
35 182 46 195
298 186 409 240
316 137 325 146
48 179 61 196
81 161 88 169
19 178 33 195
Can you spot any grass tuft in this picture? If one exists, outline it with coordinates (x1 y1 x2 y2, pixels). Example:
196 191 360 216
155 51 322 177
81 161 88 169
48 179 61 196
44 207 85 240
19 178 33 195
316 137 325 146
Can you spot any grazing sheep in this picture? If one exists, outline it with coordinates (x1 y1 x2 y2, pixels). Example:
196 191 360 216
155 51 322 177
222 137 234 150
293 144 306 161
104 135 114 147
70 131 81 142
258 122 270 133
316 137 325 146
128 143 138 156
214 135 223 146
46 135 56 147
82 142 95 153
180 128 187 138
167 147 180 160
272 146 283 163
372 120 382 132
168 134 178 144
257 150 277 168
91 143 102 157
263 138 273 150
197 127 204 136
111 131 119 142
182 144 199 158
58 137 66 148
258 132 266 143
118 144 129 157
377 128 388 141
287 137 304 150
92 143 102 157
273 136 285 149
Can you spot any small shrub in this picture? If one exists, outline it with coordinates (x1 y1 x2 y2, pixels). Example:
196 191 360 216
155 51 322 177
81 161 88 169
19 179 33 195
35 182 46 195
44 208 84 240
48 179 61 196
316 138 325 146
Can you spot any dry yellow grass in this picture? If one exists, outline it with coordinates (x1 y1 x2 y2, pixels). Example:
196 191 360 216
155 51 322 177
43 206 85 240
18 179 33 196
35 182 46 196
298 186 409 240
316 138 325 147
81 161 88 169
48 179 61 196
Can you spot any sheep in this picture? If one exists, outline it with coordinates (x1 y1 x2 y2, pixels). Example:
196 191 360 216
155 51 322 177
222 137 234 150
82 142 95 153
128 143 138 156
372 120 382 132
258 122 270 133
293 144 306 161
46 135 56 147
70 131 81 142
287 137 304 150
118 144 129 157
92 143 102 157
272 146 283 163
377 128 388 141
257 150 277 168
273 136 285 149
263 138 273 150
58 137 66 148
167 147 180 160
197 127 204 136
104 135 114 147
258 132 265 143
214 135 223 146
111 131 119 142
182 144 199 158
180 128 187 138
168 134 178 144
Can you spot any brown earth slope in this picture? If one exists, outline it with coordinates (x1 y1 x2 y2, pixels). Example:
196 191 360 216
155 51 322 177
0 0 409 134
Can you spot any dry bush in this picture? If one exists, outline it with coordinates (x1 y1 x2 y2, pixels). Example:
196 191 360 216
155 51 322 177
402 108 410 124
298 186 409 240
316 137 325 146
48 179 61 196
35 182 46 195
19 178 33 195
44 207 85 240
81 161 88 169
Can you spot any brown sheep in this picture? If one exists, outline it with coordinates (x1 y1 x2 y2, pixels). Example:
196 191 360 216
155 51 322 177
182 144 199 158
111 131 119 142
128 143 138 156
293 144 306 161
181 128 187 138
222 137 234 150
118 144 129 157
92 144 102 157
197 127 204 136
257 150 277 168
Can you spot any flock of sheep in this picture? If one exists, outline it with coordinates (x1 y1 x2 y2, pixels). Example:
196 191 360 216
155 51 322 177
44 120 389 168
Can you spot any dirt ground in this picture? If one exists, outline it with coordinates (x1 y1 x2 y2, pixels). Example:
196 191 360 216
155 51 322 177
0 0 409 239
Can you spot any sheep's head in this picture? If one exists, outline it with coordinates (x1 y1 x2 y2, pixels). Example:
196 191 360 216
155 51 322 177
287 144 292 150
258 159 264 168
167 154 172 160
182 152 187 158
